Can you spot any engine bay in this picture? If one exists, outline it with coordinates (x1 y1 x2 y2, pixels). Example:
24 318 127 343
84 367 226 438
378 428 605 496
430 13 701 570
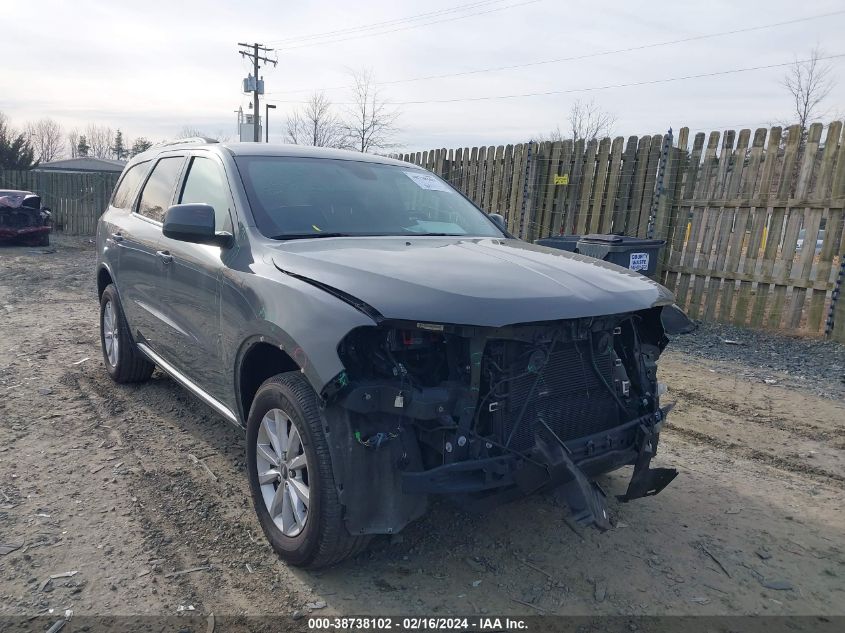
334 307 670 470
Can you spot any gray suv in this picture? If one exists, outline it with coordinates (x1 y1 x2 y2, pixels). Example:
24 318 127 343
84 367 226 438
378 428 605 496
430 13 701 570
96 139 689 568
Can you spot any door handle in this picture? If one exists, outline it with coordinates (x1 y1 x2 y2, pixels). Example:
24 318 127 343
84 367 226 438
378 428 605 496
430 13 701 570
156 250 173 264
110 232 124 243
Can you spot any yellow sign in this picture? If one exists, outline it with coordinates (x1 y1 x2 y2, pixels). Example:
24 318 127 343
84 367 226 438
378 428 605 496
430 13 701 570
554 174 569 185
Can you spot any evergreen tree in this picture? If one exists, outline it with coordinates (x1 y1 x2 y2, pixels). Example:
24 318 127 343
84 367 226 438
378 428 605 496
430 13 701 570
111 129 127 160
130 137 153 157
77 135 90 157
0 116 37 169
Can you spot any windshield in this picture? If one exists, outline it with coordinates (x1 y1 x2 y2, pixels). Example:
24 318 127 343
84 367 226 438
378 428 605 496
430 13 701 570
235 156 504 239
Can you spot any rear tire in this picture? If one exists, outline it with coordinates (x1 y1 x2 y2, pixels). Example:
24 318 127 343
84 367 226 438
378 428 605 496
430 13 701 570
99 284 154 383
246 372 369 568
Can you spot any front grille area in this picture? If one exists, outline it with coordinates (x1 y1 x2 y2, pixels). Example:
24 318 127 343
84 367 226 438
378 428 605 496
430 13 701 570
0 211 38 228
483 338 619 452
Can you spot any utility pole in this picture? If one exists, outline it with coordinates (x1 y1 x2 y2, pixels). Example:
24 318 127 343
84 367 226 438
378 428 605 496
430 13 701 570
238 42 277 142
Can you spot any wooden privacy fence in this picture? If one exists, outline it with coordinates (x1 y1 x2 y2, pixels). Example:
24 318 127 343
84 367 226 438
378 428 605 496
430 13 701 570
395 121 845 341
0 169 120 235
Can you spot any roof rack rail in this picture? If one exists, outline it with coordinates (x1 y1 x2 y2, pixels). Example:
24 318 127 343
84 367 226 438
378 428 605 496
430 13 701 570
152 137 220 148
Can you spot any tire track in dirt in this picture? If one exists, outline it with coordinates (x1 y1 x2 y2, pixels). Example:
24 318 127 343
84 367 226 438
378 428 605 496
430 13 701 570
73 366 318 615
669 386 841 442
665 425 845 483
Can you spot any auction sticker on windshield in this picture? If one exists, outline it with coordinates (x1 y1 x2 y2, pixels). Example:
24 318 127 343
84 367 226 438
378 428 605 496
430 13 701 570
404 171 451 192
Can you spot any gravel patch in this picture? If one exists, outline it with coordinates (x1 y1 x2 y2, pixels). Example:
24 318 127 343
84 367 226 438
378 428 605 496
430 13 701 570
665 321 845 400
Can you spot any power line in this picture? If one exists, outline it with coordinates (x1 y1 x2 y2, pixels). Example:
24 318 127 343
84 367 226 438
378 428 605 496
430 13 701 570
266 9 845 95
265 0 508 45
267 53 845 106
268 0 540 51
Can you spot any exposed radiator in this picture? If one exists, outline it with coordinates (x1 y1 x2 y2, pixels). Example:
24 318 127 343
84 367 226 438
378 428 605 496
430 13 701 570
484 338 619 452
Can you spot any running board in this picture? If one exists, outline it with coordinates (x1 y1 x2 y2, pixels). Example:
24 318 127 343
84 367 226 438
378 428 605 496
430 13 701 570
136 342 241 427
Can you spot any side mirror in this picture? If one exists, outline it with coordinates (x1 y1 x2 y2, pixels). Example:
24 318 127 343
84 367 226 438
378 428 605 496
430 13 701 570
163 203 232 247
489 213 506 231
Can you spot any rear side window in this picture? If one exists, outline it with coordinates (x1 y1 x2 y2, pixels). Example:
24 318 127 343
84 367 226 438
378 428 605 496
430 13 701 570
111 162 148 210
179 157 233 233
137 157 184 222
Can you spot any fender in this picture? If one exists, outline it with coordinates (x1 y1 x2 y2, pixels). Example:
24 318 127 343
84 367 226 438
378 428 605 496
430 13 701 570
232 328 304 422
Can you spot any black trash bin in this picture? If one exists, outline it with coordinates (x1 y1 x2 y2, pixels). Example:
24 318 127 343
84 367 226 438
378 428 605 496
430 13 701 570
535 235 581 253
576 234 666 279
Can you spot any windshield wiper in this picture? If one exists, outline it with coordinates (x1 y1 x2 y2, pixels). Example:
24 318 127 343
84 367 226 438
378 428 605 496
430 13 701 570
271 232 354 240
272 232 471 240
405 232 467 236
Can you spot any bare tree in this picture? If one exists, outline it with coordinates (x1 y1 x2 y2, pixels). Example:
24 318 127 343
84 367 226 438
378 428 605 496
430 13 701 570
568 99 615 142
286 92 348 148
67 128 80 158
85 124 114 159
176 126 231 142
26 118 65 162
782 46 835 135
177 125 207 139
543 99 616 142
344 68 400 153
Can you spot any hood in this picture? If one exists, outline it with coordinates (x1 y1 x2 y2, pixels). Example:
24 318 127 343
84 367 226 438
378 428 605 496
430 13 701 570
270 237 674 327
0 191 40 210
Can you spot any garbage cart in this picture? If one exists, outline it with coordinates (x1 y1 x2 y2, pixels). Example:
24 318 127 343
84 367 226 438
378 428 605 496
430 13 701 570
535 235 582 253
576 234 666 279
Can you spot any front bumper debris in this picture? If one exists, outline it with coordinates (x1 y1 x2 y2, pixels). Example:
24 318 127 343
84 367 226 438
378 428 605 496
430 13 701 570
401 406 677 528
617 416 678 503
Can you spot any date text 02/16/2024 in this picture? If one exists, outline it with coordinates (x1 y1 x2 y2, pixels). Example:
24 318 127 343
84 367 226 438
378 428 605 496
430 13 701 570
307 617 528 630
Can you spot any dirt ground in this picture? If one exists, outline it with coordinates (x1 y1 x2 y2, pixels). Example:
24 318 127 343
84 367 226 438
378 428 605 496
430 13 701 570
1 235 843 619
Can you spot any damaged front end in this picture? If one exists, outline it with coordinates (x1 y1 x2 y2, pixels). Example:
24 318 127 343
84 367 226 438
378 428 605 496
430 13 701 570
0 190 52 245
322 305 690 535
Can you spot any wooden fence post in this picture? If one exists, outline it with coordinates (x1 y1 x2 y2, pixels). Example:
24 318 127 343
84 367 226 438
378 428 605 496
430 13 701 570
828 260 845 341
647 128 673 240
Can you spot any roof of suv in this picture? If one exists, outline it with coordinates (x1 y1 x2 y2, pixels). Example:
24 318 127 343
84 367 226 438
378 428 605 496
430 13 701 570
223 143 414 168
135 140 411 169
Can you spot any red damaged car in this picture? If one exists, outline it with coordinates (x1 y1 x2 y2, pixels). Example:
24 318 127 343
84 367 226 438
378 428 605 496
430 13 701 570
0 189 52 246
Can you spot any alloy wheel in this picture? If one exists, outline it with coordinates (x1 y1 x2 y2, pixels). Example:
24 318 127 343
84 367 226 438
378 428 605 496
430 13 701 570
102 299 119 367
255 408 310 537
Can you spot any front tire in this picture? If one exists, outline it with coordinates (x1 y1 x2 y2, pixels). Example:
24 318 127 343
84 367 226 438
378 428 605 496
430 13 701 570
246 372 368 568
99 284 154 383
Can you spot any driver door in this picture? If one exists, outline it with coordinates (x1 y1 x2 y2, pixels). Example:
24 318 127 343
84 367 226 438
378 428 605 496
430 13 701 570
157 153 236 397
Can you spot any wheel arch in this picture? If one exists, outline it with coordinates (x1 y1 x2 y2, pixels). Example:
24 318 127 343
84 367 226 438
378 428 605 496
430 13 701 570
235 333 304 424
96 263 114 299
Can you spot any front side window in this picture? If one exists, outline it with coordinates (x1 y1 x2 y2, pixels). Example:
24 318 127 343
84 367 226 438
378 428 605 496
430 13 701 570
111 162 149 210
234 156 503 239
179 156 233 233
136 157 184 222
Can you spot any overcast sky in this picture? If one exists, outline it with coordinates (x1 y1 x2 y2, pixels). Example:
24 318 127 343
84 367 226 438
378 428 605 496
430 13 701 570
1 0 843 152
